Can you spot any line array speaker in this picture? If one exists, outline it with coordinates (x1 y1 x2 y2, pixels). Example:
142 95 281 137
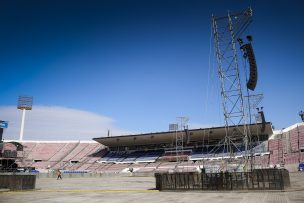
241 43 258 91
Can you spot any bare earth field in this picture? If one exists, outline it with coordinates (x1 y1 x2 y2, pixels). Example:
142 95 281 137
1 172 304 203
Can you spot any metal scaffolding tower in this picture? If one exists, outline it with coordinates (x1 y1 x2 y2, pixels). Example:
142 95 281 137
244 93 264 123
175 117 189 163
212 8 253 170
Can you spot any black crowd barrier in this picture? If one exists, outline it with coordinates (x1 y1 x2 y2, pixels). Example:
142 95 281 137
0 173 36 190
155 169 290 191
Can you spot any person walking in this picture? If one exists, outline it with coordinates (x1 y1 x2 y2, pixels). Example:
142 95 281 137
57 169 62 180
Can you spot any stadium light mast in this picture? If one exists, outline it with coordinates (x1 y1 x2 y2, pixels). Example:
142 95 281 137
17 96 33 141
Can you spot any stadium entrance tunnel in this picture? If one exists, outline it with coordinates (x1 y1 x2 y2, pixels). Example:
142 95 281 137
155 169 290 191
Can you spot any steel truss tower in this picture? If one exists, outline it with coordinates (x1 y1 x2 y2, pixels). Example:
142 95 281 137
244 93 264 123
175 117 189 163
212 8 253 171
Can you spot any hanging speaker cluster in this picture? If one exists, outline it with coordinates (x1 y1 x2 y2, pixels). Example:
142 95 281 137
299 111 304 122
241 43 258 91
0 128 3 142
238 35 258 91
259 110 266 132
0 120 5 142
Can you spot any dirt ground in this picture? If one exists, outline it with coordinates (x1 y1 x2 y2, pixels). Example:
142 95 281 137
1 172 304 203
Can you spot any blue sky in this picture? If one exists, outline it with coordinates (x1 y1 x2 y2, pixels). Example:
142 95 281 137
0 0 304 140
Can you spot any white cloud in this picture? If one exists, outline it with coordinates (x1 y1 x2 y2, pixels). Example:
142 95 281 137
0 106 132 141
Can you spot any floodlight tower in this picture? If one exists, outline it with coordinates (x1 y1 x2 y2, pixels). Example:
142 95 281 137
17 96 33 141
212 8 253 170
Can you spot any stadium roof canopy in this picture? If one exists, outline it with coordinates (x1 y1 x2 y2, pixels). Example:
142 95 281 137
93 123 273 148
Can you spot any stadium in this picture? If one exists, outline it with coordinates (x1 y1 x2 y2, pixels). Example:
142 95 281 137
1 3 304 203
1 122 303 174
1 121 304 202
